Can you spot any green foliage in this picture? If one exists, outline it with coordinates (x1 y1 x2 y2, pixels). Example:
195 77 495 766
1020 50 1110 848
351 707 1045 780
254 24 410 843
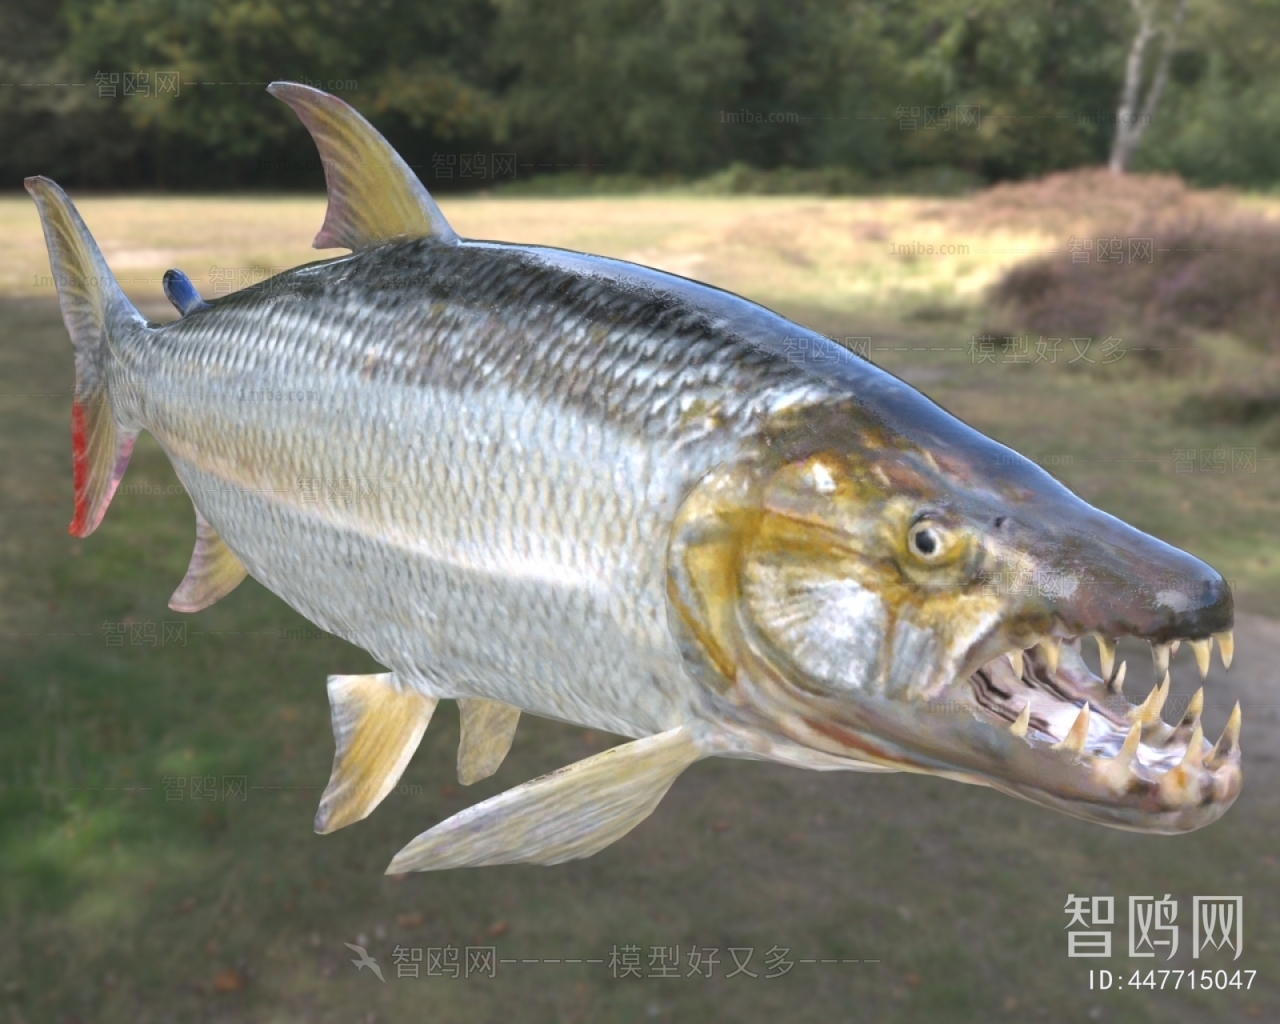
3 0 500 186
2 0 1278 188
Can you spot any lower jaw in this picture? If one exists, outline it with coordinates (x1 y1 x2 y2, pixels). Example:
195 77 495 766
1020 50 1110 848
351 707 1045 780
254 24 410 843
979 771 1238 834
728 638 1241 830
934 643 1242 829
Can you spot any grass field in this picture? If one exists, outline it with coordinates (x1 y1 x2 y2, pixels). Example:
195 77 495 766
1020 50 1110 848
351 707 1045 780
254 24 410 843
2 180 1278 1023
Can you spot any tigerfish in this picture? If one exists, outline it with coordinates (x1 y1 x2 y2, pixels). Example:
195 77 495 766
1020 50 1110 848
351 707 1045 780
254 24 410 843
27 83 1241 873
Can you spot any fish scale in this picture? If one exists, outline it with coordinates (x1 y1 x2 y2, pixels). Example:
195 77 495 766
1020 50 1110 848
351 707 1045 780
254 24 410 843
112 238 826 737
25 81 1242 873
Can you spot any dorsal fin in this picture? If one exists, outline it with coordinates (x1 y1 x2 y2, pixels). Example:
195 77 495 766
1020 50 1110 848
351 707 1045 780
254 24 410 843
267 81 458 251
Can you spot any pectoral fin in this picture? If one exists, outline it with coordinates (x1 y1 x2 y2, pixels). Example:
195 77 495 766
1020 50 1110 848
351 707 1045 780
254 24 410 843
386 725 703 872
315 673 438 834
456 698 521 785
168 508 248 613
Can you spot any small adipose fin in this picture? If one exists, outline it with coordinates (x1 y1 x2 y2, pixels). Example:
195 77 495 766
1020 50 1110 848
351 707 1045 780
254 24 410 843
386 725 703 873
162 269 211 316
266 81 459 252
456 699 521 785
315 673 438 834
168 508 248 613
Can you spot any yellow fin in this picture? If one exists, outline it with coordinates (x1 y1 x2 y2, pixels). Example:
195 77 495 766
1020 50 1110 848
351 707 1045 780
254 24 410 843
25 177 143 537
315 673 437 834
457 698 521 785
168 508 248 613
267 82 458 251
386 725 703 872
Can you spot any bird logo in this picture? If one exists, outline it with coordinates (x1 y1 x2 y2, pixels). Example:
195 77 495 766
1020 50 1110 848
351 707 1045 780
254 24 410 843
345 942 386 982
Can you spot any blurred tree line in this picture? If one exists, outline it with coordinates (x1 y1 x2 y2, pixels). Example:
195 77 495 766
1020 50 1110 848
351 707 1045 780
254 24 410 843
2 0 1278 190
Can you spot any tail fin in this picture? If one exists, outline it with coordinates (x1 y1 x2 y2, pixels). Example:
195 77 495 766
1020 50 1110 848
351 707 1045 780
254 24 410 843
26 176 144 537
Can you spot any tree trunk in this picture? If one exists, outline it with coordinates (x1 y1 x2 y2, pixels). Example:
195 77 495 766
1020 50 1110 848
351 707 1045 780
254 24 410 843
1109 0 1188 174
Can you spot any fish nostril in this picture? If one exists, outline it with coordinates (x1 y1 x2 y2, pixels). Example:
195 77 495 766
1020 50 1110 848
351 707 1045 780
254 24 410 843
993 516 1007 529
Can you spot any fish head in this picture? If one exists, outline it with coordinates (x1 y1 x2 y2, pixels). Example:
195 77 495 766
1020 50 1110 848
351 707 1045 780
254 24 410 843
669 386 1239 834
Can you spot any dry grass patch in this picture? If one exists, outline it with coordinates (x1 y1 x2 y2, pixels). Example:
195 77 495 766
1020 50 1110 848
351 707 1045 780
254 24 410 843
990 206 1280 356
0 191 1066 319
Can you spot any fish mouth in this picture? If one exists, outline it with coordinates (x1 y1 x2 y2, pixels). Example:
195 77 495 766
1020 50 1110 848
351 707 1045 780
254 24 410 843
941 629 1241 832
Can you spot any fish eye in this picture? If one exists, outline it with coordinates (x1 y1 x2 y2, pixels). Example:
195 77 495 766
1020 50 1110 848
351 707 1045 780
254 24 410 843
907 519 951 561
913 527 938 555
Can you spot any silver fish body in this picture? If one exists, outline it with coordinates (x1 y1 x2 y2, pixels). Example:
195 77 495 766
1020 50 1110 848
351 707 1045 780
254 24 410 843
115 240 841 737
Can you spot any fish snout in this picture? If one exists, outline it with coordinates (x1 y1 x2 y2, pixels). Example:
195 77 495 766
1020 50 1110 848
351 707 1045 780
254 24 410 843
1152 572 1234 642
1064 562 1232 645
1041 508 1233 644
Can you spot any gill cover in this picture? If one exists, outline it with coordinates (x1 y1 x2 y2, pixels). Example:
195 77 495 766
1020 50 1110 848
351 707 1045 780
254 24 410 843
665 462 763 694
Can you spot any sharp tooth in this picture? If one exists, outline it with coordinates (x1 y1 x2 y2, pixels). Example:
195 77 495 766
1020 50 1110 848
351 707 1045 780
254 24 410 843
1180 721 1205 770
1009 702 1031 738
1039 637 1061 675
1096 720 1143 791
1181 687 1204 726
1152 672 1171 719
1130 673 1169 726
1151 642 1171 679
1110 660 1127 695
1214 630 1234 670
1159 720 1206 804
1109 719 1143 772
1051 703 1090 754
1006 649 1025 680
1208 701 1241 765
1115 720 1142 767
1189 638 1211 679
1094 635 1116 682
1170 639 1181 656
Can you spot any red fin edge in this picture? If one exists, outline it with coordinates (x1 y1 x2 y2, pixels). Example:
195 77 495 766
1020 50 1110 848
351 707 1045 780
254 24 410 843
68 399 135 537
69 400 89 536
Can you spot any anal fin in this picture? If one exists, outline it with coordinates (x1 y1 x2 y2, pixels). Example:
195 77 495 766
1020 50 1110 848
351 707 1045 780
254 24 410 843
168 508 248 613
316 673 438 834
386 725 703 872
456 698 521 785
